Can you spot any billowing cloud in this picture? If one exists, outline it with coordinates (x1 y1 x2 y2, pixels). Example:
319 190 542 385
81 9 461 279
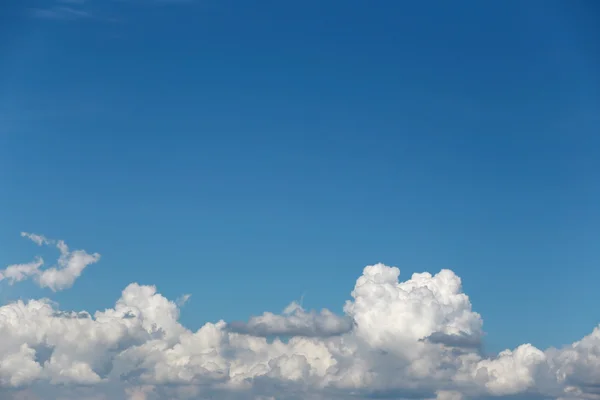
0 233 100 291
0 235 599 399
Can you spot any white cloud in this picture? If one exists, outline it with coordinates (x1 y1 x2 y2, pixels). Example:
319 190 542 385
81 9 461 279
1 233 99 292
0 237 599 399
0 344 43 388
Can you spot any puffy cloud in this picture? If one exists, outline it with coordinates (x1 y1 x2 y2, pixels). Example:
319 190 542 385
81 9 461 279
470 344 547 396
0 344 42 387
1 237 600 400
227 301 354 338
0 233 100 291
548 326 600 399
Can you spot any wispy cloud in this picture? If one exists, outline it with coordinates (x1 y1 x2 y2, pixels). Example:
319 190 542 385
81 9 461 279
21 232 52 246
28 0 194 22
30 6 91 20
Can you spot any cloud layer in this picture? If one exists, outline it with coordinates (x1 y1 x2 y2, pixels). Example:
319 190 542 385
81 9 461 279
0 233 598 400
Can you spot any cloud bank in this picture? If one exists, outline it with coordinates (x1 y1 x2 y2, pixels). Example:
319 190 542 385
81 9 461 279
0 233 598 400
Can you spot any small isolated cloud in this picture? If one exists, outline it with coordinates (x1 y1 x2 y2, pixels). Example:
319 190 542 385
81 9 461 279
227 300 354 338
0 233 100 292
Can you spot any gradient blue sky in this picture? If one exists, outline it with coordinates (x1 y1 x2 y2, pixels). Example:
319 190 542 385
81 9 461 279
1 0 599 355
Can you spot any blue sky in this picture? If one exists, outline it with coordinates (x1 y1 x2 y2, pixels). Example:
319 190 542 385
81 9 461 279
1 2 600 398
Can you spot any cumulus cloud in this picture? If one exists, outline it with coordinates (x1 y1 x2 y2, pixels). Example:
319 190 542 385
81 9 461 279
0 238 599 400
0 233 99 291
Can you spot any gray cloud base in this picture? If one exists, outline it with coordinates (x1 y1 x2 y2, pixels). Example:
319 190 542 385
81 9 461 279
226 302 354 338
